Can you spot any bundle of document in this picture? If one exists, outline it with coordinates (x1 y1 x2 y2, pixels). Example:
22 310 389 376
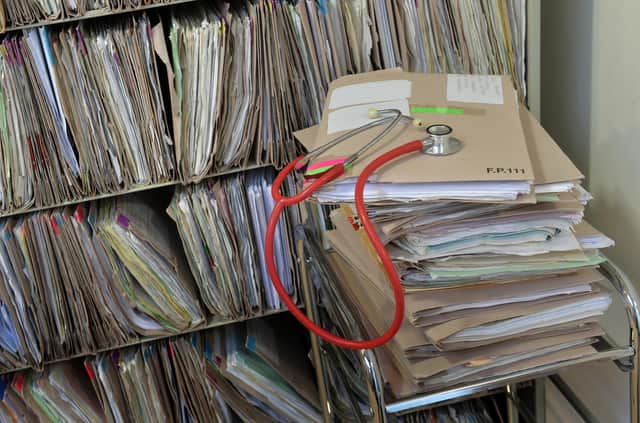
283 0 526 104
0 316 321 423
167 7 225 180
0 204 129 369
165 1 308 176
0 30 83 211
268 0 526 119
95 194 205 334
0 192 210 371
168 168 299 319
0 16 174 214
208 317 322 422
49 16 175 191
0 362 105 422
303 71 615 398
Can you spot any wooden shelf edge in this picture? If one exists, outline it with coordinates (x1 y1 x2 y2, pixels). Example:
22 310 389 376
0 163 272 219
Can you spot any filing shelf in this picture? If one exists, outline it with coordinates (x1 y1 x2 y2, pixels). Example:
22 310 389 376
0 0 299 396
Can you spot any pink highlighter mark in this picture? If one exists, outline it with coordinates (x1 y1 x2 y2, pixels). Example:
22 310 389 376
302 157 348 177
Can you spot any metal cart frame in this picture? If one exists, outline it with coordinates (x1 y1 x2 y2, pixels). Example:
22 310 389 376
308 258 640 422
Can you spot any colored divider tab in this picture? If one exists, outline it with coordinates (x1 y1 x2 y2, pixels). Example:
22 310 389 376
247 335 256 352
116 214 130 229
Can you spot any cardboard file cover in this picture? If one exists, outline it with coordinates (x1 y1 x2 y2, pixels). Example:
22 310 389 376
295 102 581 187
298 71 534 184
519 104 583 184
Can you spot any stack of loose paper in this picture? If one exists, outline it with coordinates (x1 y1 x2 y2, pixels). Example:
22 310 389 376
386 105 610 287
329 213 612 397
168 168 298 319
309 72 615 398
0 316 321 423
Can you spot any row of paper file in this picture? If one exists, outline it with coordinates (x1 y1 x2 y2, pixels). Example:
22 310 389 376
288 0 527 101
0 16 174 213
0 316 322 423
166 0 526 177
0 0 526 213
0 0 171 27
0 168 295 371
305 71 615 398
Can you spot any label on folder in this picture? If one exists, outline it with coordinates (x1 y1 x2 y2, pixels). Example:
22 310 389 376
447 74 504 105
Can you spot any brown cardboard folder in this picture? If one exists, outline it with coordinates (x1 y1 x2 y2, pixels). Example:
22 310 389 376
296 71 534 185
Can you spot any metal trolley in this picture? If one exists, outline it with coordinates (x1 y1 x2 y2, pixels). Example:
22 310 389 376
301 228 640 423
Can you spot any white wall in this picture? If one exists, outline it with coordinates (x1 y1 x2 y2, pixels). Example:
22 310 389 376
542 0 640 283
541 2 640 422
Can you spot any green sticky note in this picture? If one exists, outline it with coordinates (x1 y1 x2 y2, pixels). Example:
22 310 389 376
411 107 465 115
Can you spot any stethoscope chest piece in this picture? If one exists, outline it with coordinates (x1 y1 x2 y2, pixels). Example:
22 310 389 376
422 124 463 156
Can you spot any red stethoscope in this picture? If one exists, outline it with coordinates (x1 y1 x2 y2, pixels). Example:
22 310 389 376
265 109 461 350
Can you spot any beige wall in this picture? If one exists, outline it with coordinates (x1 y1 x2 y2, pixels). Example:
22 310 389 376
542 0 640 284
541 2 639 421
